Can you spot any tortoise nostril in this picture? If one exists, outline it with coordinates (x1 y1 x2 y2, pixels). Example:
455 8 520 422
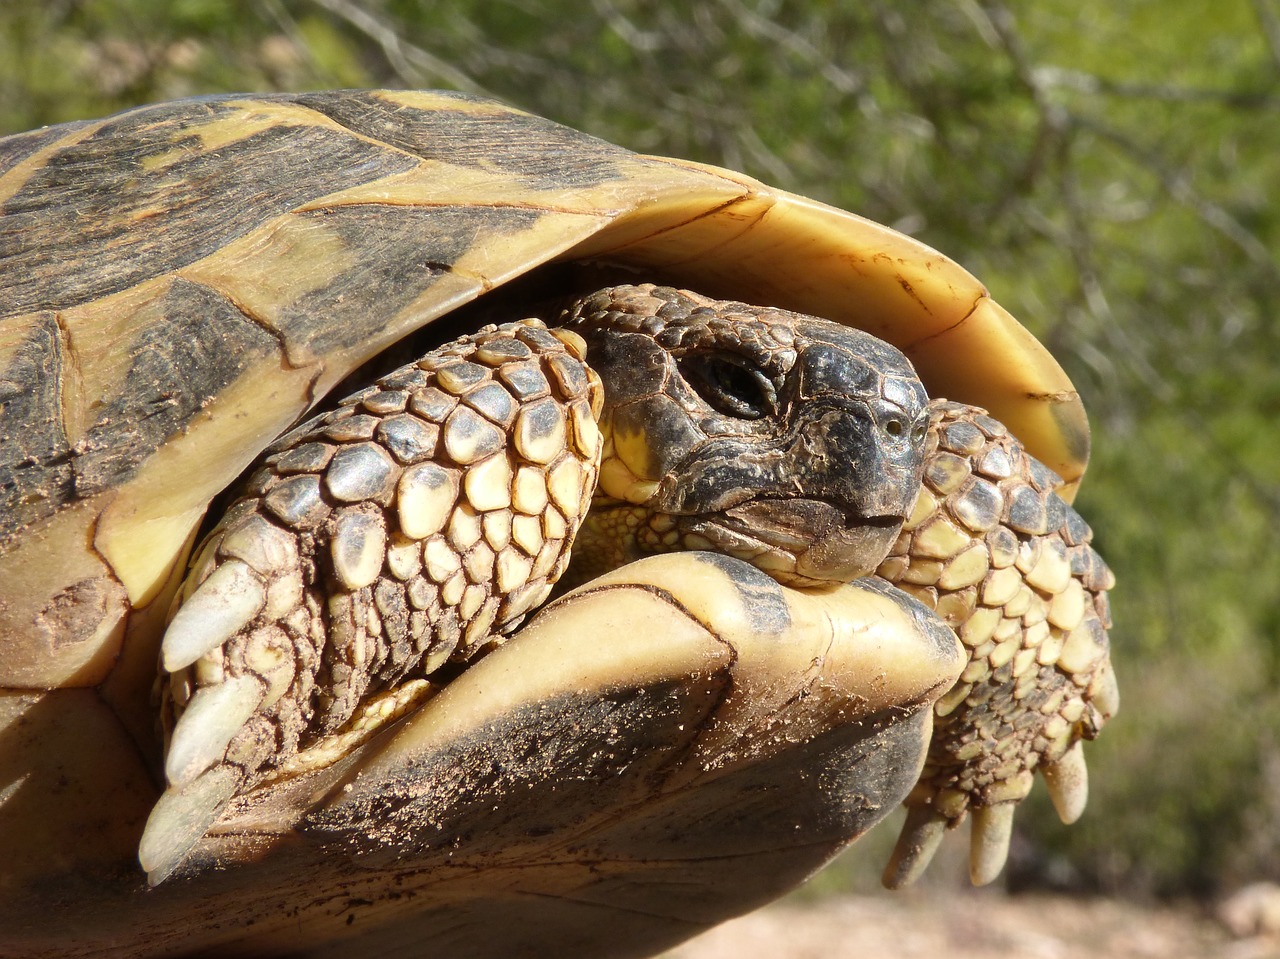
885 418 903 437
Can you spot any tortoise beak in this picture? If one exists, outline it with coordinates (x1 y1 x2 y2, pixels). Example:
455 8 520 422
659 394 927 585
719 498 904 583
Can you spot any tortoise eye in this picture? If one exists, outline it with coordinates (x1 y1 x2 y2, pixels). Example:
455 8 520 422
680 354 777 419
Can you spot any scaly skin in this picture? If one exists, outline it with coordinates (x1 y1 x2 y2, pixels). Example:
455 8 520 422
563 287 1118 885
148 320 603 881
880 401 1116 886
560 285 929 588
145 285 1115 890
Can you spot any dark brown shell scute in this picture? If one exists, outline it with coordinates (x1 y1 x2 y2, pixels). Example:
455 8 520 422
0 277 280 542
0 314 74 542
75 279 279 496
0 121 90 178
0 98 418 317
295 90 632 191
279 205 541 357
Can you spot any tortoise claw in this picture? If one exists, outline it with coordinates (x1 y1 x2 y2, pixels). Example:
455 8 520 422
164 675 265 787
882 805 948 889
139 766 240 885
146 674 263 884
1090 661 1121 719
969 802 1016 886
877 400 1117 887
161 559 266 671
1042 739 1089 824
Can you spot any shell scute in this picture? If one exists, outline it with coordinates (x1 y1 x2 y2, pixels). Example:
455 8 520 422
0 313 72 544
0 97 418 317
295 89 634 192
1 276 281 546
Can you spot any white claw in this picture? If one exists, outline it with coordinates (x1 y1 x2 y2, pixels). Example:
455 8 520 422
139 765 240 885
969 803 1016 886
162 559 266 671
164 674 264 786
882 805 948 889
1090 662 1120 720
1042 740 1089 824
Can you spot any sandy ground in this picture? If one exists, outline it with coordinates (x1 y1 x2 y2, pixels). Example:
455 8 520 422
663 891 1280 959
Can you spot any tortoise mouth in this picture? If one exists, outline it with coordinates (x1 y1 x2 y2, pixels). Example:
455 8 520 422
687 497 905 585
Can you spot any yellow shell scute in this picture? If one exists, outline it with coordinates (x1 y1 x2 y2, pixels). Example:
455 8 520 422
0 497 130 688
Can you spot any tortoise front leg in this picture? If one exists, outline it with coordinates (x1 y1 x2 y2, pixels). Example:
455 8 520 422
880 400 1117 887
274 552 961 959
0 551 961 959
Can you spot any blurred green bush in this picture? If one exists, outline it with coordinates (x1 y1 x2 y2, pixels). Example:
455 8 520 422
4 0 1279 899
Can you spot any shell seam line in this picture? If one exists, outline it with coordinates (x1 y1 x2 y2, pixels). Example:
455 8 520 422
902 291 988 352
294 196 624 219
507 888 707 927
79 503 163 786
564 580 741 674
83 483 123 588
493 833 850 871
189 279 327 409
683 194 772 263
51 310 82 463
895 275 932 317
279 99 457 169
593 193 763 257
94 684 163 792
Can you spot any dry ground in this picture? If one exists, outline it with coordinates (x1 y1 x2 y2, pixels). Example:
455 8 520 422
664 891 1280 959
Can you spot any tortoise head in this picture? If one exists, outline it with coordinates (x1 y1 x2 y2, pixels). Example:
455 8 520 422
563 285 930 586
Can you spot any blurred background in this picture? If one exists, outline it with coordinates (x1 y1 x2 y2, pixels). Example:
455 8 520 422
4 0 1279 934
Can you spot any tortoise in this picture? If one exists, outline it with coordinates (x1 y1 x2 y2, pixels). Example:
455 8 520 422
0 90 1115 958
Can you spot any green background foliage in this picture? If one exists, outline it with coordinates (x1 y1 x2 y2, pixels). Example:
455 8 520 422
4 0 1279 898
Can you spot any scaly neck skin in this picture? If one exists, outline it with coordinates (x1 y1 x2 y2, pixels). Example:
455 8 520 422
559 497 676 590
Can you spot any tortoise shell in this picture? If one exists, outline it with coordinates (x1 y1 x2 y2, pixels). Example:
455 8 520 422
0 90 1090 958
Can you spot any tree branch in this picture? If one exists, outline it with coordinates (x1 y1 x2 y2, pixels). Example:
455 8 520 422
305 0 491 96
